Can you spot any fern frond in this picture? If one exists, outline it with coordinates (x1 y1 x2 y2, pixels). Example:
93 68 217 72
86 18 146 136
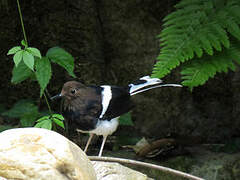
152 0 240 79
181 40 240 89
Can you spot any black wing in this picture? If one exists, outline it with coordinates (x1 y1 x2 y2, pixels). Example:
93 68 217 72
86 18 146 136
101 86 134 120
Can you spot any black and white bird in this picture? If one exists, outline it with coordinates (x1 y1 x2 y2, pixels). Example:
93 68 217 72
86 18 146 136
52 76 182 156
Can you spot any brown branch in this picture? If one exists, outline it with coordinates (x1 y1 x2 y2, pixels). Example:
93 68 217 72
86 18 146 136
89 156 204 180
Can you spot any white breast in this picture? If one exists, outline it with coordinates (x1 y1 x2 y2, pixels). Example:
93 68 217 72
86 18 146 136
90 117 119 136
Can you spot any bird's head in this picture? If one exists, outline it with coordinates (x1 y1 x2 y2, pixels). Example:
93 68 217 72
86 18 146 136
51 81 86 101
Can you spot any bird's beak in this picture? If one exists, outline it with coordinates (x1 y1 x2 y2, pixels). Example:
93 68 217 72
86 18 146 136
51 94 62 101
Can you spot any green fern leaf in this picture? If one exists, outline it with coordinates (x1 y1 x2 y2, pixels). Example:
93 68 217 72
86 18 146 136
209 23 230 48
181 40 240 89
192 44 203 58
198 32 214 55
228 6 240 24
207 33 222 51
152 0 240 79
175 0 202 9
226 18 240 40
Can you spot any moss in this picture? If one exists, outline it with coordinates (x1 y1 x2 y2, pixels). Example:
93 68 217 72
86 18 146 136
190 153 240 180
150 156 195 180
232 159 240 180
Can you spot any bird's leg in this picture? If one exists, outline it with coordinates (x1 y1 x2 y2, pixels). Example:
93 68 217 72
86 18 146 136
84 133 94 153
98 135 107 157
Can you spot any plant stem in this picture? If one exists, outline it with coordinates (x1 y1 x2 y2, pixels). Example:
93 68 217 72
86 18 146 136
16 0 55 128
43 92 52 114
16 0 28 47
44 91 56 130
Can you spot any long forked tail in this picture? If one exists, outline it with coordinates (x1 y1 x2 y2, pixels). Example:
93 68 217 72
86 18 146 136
129 76 182 96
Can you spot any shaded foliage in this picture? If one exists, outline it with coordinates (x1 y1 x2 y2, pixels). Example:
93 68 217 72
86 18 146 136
152 0 240 89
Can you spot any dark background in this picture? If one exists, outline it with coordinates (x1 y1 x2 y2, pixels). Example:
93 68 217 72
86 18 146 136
1 0 240 143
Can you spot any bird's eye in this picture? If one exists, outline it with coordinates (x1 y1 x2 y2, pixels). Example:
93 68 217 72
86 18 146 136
71 89 76 94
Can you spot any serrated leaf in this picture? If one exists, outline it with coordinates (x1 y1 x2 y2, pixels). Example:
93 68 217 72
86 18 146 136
226 19 240 40
23 51 34 70
35 119 52 130
13 50 24 67
46 47 76 77
27 47 42 58
35 57 52 96
36 114 64 129
7 46 21 55
181 40 240 89
11 61 33 84
52 117 65 129
51 114 64 121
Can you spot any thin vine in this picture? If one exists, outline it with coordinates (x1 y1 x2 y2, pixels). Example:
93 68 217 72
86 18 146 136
16 0 52 114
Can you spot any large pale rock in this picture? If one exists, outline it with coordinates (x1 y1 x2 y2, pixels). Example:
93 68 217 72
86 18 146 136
0 128 96 180
92 161 151 180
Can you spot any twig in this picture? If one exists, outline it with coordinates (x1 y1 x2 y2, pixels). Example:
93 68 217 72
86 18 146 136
89 156 204 180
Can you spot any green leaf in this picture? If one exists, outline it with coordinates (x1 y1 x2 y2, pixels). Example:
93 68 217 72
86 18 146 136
23 51 35 70
36 115 49 122
20 111 39 127
11 61 33 84
119 113 134 126
2 99 38 118
152 0 239 80
2 99 39 128
51 114 64 121
36 114 64 129
52 117 65 129
51 114 65 129
226 18 240 40
21 39 27 47
7 46 21 55
46 47 76 77
35 57 52 96
27 47 42 58
181 40 240 89
35 119 52 130
13 50 24 67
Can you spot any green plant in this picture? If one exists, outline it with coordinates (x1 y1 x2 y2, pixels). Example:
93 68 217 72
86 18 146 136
119 112 134 126
152 0 240 90
5 0 75 129
2 100 64 130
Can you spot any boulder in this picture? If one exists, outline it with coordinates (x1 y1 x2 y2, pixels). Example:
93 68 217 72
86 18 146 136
0 128 96 180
